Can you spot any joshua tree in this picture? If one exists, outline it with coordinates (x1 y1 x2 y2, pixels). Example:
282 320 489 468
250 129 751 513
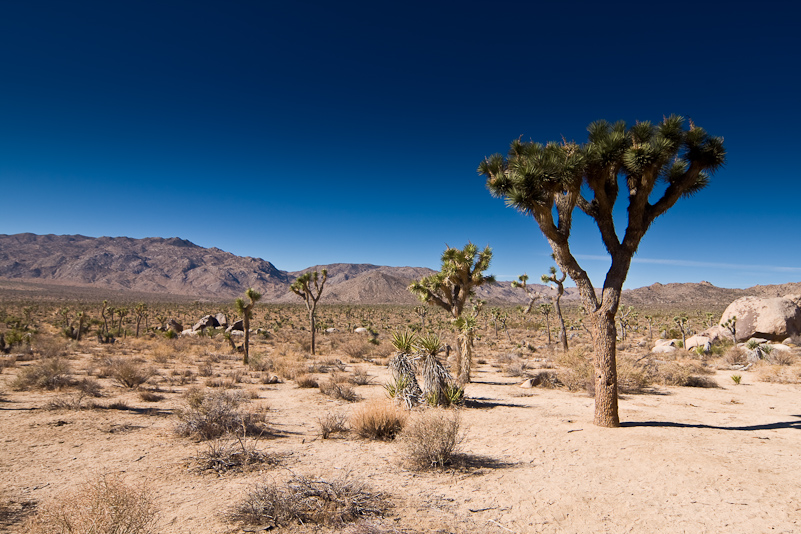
134 303 148 338
674 315 689 348
116 307 129 337
236 288 262 364
511 274 540 314
539 302 554 345
644 314 654 340
414 305 428 331
722 316 737 344
480 115 725 427
409 243 494 385
542 264 568 351
618 306 637 342
75 311 86 341
290 270 328 355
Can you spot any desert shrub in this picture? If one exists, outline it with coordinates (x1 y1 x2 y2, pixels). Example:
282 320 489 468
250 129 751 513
33 336 70 359
399 409 461 470
723 346 747 367
190 438 282 474
295 373 319 388
341 339 371 360
425 383 464 407
649 361 718 387
174 387 267 440
616 356 652 394
757 364 801 384
23 474 158 534
349 368 374 385
0 355 17 372
139 390 164 402
318 411 349 439
319 380 359 402
248 353 274 372
503 360 528 377
75 377 104 397
528 370 561 388
350 401 407 441
229 474 388 528
767 350 796 366
206 377 238 389
555 349 593 393
103 357 155 389
12 357 73 390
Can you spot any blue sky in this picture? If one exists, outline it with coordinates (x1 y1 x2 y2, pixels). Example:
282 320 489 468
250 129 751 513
1 1 799 289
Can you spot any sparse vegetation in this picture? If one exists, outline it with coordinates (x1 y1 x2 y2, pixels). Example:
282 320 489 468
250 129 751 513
174 387 268 440
350 401 407 440
399 409 462 469
23 474 158 534
229 474 389 528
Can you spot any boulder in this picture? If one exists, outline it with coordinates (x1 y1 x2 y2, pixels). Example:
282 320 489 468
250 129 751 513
354 327 370 335
655 339 677 347
652 345 677 354
192 315 220 331
167 319 183 334
718 295 801 342
215 313 228 328
325 328 339 334
685 335 711 351
226 319 245 333
181 329 197 336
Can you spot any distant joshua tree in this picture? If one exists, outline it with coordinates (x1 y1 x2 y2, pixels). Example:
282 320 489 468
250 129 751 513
409 243 494 385
541 262 568 351
290 270 328 355
511 274 540 314
236 288 262 364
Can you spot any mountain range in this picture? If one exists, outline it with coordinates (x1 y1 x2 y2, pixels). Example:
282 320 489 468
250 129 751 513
0 233 798 309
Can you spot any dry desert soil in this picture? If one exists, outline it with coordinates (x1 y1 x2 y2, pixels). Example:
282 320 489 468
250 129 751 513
1 328 800 534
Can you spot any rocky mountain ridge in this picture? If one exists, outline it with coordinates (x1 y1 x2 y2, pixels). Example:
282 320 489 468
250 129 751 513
0 233 798 307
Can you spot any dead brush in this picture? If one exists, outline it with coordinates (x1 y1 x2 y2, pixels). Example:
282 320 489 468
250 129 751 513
23 474 158 534
399 408 462 470
348 367 374 385
341 339 371 360
647 360 718 388
319 380 359 402
174 387 268 440
350 401 407 441
12 357 73 390
318 411 349 439
102 357 155 389
229 473 389 528
189 437 282 474
554 349 593 393
295 373 319 388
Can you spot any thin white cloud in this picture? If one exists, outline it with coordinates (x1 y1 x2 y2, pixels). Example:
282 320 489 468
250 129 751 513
573 254 801 273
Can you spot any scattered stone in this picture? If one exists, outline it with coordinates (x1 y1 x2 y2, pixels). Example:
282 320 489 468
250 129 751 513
652 345 677 354
685 335 711 351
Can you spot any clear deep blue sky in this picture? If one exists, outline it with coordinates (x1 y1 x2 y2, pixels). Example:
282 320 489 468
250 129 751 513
1 1 799 289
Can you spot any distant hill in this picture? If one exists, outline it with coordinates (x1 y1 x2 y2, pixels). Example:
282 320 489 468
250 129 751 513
1 233 797 308
0 233 547 304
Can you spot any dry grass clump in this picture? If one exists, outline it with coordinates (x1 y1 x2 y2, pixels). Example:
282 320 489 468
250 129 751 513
102 357 155 389
318 411 349 439
399 409 461 469
138 390 164 402
319 380 359 402
554 349 593 393
722 346 748 367
615 355 652 394
350 401 407 441
649 360 718 388
174 387 268 440
23 474 158 534
190 438 282 474
295 373 320 388
12 357 73 390
766 349 797 366
341 339 371 360
229 474 389 528
757 363 801 384
349 367 375 385
0 354 17 372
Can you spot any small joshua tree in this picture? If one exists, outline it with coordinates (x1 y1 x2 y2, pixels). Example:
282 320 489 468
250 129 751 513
722 316 737 344
414 305 428 331
409 243 494 385
511 274 540 314
674 315 689 348
290 270 328 355
618 306 637 342
541 263 568 351
236 288 262 364
134 303 148 338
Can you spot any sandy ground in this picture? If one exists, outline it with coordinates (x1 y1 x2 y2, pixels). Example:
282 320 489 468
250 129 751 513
1 347 800 534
